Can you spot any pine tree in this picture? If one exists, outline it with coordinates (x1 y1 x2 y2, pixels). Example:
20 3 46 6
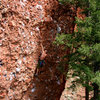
55 0 100 99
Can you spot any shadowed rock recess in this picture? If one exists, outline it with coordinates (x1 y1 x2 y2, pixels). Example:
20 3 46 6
0 0 75 100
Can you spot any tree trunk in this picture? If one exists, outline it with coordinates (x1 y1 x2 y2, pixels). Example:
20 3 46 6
93 83 99 100
85 87 89 100
93 63 99 100
85 81 89 100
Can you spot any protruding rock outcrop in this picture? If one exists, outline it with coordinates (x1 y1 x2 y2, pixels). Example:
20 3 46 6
0 0 75 99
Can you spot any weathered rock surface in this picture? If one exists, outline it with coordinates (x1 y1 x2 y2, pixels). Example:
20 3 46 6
60 7 87 100
0 0 75 100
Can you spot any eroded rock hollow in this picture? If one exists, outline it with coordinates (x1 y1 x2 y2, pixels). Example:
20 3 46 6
0 0 75 100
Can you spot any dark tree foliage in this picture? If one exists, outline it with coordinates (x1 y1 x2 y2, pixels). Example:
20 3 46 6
55 0 100 99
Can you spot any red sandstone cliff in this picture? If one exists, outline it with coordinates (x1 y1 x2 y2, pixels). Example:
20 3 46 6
0 0 75 99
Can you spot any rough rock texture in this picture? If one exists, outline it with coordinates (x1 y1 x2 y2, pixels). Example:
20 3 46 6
0 0 75 100
60 74 86 100
60 7 87 100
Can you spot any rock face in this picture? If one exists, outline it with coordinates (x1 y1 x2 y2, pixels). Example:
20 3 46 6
60 7 86 100
0 0 75 100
